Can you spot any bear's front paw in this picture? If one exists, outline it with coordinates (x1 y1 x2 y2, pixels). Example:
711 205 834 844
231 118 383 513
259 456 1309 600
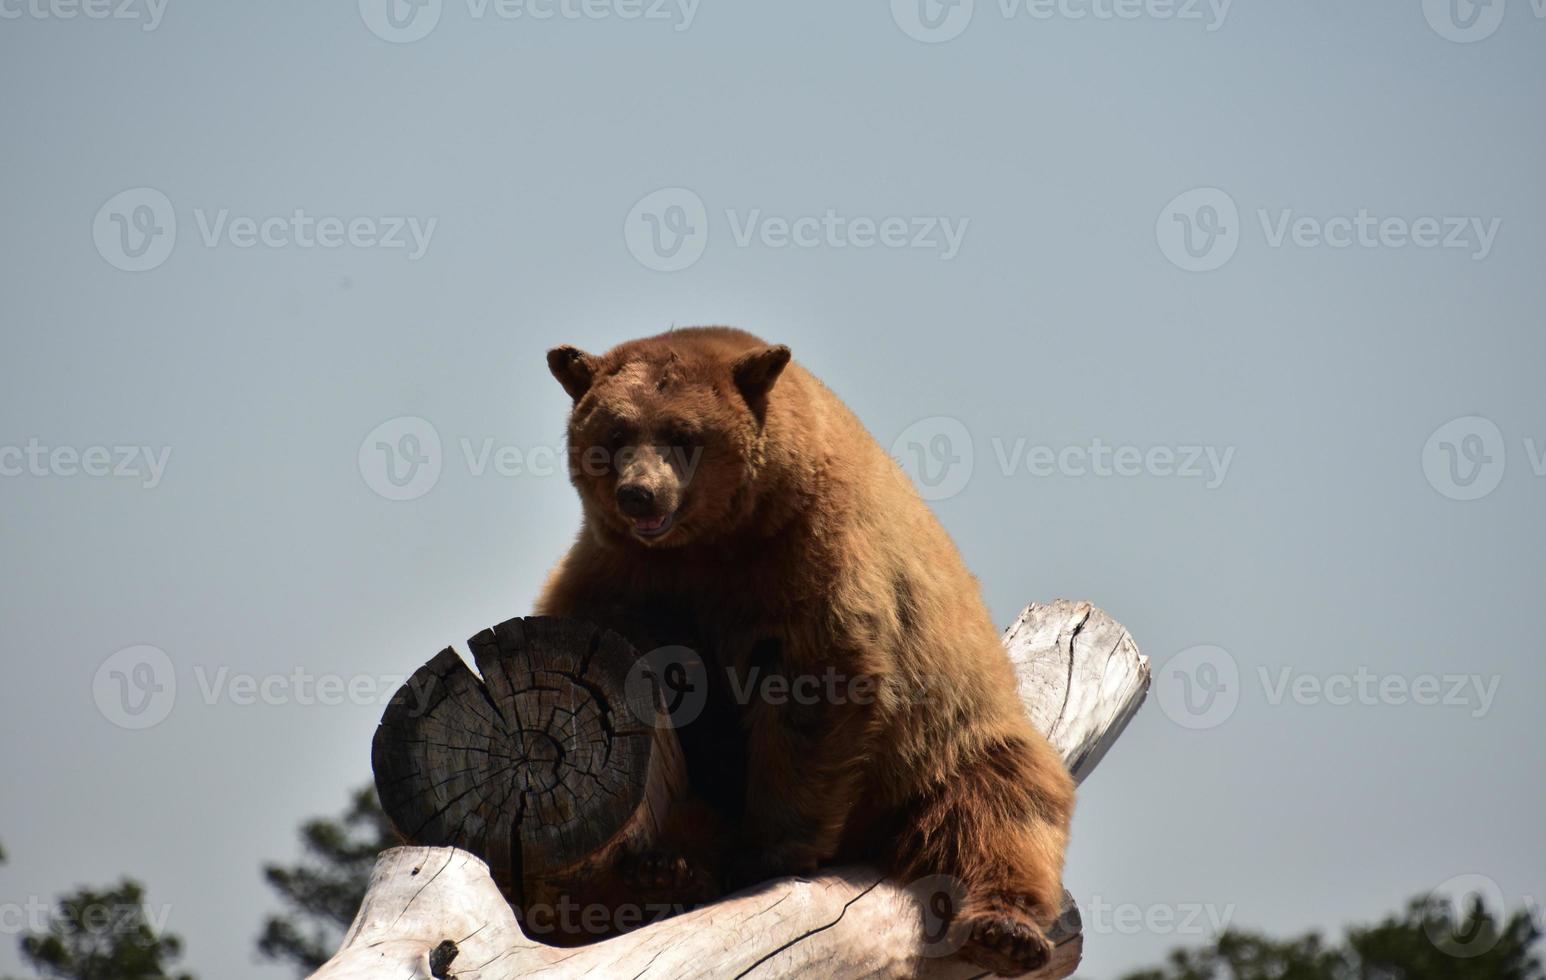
958 911 1053 977
722 845 819 891
617 849 698 892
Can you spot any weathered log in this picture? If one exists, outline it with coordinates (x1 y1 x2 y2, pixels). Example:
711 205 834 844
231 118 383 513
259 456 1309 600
371 616 693 943
1005 600 1151 786
321 599 1149 979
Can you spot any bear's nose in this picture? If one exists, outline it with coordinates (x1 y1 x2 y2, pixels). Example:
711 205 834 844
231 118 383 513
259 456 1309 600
616 483 655 517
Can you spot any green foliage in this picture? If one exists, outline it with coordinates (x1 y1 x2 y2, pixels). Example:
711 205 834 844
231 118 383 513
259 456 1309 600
1122 893 1543 980
4 879 193 980
256 785 398 974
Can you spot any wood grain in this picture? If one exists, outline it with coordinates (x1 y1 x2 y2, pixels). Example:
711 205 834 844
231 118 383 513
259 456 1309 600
372 615 690 942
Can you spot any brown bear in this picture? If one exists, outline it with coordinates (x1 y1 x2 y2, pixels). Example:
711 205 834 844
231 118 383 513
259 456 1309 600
535 326 1075 975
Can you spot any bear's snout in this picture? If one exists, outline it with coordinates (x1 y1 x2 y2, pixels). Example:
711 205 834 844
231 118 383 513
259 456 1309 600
615 478 679 540
611 445 684 540
616 483 656 517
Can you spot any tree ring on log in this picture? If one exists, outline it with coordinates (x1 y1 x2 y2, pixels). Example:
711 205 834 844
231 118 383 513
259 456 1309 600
371 615 688 936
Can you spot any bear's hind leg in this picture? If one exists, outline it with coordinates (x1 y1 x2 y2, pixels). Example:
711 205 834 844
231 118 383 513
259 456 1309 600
891 735 1074 977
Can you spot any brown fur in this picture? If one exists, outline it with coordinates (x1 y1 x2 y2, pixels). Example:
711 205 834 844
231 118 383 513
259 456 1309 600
535 327 1075 975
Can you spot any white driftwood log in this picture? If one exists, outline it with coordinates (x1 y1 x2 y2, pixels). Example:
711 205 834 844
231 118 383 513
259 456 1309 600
313 600 1149 980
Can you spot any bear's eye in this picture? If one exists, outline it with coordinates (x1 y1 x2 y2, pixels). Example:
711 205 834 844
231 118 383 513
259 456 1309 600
662 422 697 449
605 427 631 450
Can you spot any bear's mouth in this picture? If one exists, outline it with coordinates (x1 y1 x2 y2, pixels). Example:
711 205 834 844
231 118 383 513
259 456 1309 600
631 510 676 539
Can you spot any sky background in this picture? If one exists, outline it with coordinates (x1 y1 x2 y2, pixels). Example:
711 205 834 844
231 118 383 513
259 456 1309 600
2 1 1544 977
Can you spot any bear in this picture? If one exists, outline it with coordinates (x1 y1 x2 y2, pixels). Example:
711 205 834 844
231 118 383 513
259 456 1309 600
534 326 1075 975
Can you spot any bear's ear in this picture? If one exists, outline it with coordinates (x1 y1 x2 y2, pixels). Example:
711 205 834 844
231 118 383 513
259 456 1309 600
547 345 595 402
731 344 791 406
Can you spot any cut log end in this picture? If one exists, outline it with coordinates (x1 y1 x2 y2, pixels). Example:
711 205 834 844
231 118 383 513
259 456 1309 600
371 616 689 937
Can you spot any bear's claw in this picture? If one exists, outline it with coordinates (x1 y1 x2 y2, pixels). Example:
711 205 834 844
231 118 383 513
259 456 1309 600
619 849 695 891
960 912 1053 977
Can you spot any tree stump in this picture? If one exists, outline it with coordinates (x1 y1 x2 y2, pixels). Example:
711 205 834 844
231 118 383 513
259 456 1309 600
371 616 693 943
325 599 1151 979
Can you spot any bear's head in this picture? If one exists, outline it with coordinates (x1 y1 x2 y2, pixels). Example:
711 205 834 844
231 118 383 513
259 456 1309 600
546 330 791 549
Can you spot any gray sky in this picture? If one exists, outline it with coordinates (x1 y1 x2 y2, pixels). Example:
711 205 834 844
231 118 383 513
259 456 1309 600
2 1 1543 977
